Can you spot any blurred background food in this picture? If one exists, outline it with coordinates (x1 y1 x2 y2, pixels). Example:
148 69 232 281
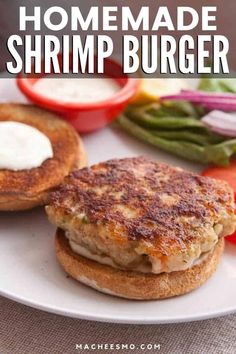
118 78 236 167
130 78 190 105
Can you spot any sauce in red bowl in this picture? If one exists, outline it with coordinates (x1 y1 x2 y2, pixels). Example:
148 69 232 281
17 56 140 133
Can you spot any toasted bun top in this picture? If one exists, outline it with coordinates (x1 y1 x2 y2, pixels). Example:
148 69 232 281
0 103 84 197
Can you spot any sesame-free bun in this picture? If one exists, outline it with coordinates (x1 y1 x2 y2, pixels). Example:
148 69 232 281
0 104 86 211
55 229 224 300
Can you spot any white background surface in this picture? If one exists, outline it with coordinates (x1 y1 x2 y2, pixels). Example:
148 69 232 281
0 79 236 324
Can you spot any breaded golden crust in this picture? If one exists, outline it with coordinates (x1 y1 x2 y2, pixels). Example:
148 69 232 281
55 229 225 300
0 104 86 211
48 157 235 270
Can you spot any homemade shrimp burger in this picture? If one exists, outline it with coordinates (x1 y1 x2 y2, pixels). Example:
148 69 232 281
46 157 236 300
0 104 86 211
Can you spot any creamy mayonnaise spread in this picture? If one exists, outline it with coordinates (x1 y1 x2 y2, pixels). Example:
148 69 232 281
0 121 53 171
33 76 121 103
68 238 211 274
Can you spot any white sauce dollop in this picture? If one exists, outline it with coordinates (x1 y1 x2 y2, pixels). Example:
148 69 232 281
68 238 211 274
33 77 121 103
0 121 53 171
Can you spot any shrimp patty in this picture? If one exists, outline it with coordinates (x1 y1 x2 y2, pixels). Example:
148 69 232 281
46 157 236 274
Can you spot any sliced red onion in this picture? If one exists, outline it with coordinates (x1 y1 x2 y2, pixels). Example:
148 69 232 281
161 90 236 111
202 103 236 112
202 110 236 137
163 89 236 100
162 94 236 104
181 90 236 100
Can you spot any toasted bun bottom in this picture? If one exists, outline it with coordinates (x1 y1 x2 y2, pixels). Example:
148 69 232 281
55 229 224 300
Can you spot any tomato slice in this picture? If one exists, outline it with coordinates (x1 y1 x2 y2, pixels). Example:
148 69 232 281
226 231 236 244
202 160 236 244
202 160 236 194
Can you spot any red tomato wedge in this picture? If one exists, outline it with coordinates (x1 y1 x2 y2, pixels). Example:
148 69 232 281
226 231 236 244
202 160 236 194
202 160 236 244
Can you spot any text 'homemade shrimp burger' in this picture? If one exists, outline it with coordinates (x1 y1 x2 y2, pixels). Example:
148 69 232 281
46 157 236 300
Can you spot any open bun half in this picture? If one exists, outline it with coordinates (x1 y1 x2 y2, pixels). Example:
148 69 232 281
55 228 224 300
0 104 86 211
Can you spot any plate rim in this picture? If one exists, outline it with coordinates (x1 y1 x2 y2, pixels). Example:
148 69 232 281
1 286 236 324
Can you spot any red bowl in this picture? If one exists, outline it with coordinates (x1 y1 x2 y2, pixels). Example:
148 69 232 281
17 57 140 133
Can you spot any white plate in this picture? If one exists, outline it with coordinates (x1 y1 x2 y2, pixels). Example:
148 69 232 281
0 79 236 324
